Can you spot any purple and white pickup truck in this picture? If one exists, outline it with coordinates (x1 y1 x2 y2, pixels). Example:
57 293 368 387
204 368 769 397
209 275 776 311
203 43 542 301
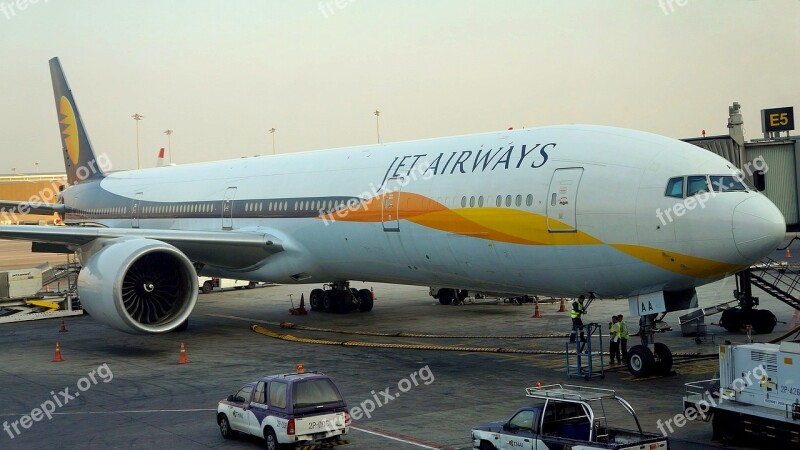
217 372 350 449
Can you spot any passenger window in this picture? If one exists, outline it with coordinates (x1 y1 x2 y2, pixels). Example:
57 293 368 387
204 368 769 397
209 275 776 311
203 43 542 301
709 175 746 192
234 385 253 404
461 197 467 208
253 382 266 404
686 176 709 197
665 177 684 198
496 195 502 207
509 410 534 431
478 196 484 207
269 381 288 409
469 196 475 207
526 194 533 207
505 195 512 207
515 195 522 207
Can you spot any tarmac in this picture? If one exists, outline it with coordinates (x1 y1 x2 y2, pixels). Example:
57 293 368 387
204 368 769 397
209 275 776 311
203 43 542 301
0 238 798 449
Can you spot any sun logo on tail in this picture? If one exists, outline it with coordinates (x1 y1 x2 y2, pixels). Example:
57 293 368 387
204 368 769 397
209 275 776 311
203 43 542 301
59 96 79 165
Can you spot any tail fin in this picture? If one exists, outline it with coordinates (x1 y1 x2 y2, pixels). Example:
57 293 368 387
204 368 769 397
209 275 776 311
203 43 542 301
49 57 106 185
156 148 165 167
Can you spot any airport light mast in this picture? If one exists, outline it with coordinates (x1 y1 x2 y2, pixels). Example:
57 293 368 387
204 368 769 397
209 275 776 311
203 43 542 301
374 110 381 144
269 127 277 154
164 129 173 164
132 113 144 169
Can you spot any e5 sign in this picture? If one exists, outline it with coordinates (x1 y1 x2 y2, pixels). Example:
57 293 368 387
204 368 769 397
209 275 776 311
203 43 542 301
761 107 794 133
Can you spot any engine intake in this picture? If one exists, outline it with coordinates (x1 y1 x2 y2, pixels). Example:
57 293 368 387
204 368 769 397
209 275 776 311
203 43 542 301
78 237 198 333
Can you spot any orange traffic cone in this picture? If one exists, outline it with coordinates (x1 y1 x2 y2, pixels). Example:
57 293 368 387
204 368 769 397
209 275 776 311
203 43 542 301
558 298 566 312
532 299 542 318
787 248 792 259
178 342 189 364
371 287 376 300
53 342 64 362
59 318 68 333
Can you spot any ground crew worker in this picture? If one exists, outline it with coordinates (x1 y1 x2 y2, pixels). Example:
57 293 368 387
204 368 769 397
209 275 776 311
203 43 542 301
617 314 629 362
569 295 587 344
609 316 620 364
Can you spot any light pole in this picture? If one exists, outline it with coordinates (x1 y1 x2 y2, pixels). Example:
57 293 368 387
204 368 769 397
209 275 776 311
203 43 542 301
132 113 144 169
34 162 38 174
164 129 173 164
269 128 277 154
374 110 381 144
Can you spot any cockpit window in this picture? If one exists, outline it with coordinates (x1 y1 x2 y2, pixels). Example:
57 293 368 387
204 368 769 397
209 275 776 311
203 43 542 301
686 176 709 197
665 177 684 198
709 175 747 192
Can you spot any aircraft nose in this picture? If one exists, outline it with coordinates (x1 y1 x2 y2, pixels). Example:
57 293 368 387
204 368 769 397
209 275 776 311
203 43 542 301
732 196 786 262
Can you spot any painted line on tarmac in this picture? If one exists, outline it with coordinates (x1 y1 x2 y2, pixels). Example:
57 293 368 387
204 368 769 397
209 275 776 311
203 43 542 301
0 408 215 417
350 425 453 449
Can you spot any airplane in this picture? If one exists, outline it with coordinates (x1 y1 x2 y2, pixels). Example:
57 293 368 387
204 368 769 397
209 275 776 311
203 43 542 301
0 58 785 377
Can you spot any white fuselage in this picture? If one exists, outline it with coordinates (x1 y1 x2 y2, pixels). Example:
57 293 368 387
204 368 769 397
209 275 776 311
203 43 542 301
60 125 785 297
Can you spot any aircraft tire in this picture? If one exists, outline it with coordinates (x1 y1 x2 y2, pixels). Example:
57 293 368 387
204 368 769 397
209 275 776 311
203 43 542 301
719 308 742 332
309 289 324 311
627 345 655 378
357 289 374 312
438 289 454 305
653 342 673 375
752 309 777 334
322 291 335 313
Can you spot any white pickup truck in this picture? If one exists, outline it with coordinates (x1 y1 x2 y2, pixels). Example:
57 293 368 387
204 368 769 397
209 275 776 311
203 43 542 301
217 371 350 450
472 384 668 450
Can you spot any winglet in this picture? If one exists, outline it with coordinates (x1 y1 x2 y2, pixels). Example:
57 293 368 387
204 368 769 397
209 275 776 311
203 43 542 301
49 57 107 185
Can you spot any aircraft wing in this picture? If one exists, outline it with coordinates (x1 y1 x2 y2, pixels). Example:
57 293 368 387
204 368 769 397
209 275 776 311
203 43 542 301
0 225 283 269
0 201 66 215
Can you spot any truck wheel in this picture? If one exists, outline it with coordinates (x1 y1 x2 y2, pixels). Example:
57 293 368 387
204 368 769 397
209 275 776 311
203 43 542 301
218 414 235 439
358 289 374 312
479 441 496 450
201 281 213 294
438 289 454 305
627 345 655 378
653 342 673 375
246 281 257 289
264 427 279 450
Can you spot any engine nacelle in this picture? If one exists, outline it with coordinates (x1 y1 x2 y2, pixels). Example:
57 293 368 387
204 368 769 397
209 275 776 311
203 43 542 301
78 237 198 333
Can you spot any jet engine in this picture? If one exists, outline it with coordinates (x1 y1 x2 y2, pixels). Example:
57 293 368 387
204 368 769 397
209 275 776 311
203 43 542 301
77 237 198 333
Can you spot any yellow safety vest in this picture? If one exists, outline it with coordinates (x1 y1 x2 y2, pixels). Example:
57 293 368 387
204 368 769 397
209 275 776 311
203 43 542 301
618 321 629 339
570 302 584 319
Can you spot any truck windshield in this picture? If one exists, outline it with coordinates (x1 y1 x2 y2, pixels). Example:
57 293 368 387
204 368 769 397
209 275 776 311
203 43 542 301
293 379 343 408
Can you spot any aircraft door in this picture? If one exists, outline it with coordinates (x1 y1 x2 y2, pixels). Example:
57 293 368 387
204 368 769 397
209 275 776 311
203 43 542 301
222 187 237 230
131 192 142 228
381 177 403 232
547 168 583 232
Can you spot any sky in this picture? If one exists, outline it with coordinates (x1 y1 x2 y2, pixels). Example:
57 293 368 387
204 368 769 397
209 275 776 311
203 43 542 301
0 0 798 174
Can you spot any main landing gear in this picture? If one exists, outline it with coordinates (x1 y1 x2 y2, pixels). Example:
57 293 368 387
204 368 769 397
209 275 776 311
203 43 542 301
308 282 374 314
627 313 673 378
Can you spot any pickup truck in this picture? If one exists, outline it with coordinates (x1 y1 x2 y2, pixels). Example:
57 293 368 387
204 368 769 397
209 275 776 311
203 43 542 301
217 371 350 450
472 384 668 450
